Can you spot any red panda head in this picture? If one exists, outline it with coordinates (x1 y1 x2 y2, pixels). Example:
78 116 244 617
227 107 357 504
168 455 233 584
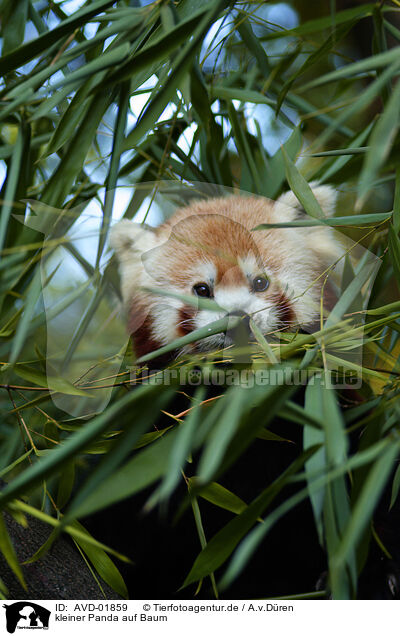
110 184 342 359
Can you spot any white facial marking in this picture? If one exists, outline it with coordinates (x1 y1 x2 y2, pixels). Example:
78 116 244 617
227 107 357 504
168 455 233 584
215 287 252 313
190 261 216 284
237 254 261 278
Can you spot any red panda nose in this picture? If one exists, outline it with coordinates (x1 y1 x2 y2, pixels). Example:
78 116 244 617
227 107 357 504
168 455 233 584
226 311 252 364
226 310 251 334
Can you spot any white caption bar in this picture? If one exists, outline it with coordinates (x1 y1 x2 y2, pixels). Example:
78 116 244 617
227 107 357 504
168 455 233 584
1 599 396 635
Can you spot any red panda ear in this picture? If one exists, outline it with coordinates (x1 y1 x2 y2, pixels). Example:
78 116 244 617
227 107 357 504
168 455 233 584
110 219 158 258
110 220 161 311
274 182 337 220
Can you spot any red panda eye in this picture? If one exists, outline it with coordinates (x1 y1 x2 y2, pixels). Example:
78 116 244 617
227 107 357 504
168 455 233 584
252 275 269 293
192 283 211 298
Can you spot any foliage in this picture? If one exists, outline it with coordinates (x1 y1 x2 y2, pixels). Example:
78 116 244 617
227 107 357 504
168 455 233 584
0 0 400 600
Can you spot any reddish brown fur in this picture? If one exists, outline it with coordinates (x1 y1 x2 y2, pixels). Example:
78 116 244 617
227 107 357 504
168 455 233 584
273 291 295 326
128 305 161 359
219 265 248 287
159 213 270 288
177 306 196 336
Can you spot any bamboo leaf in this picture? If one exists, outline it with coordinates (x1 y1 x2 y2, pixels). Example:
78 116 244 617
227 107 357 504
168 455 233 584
393 168 400 235
182 446 318 588
209 86 274 107
13 364 93 397
0 383 169 510
1 0 28 55
0 0 116 76
136 315 239 364
197 388 246 482
157 387 206 500
220 438 391 590
299 46 400 92
253 212 391 229
9 267 41 364
0 123 26 253
313 58 400 149
281 146 325 219
189 479 248 516
71 520 129 598
103 3 222 88
333 439 400 568
122 0 228 148
357 80 400 207
388 224 400 285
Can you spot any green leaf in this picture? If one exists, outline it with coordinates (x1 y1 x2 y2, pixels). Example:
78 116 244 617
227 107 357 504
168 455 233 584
68 425 180 519
51 43 131 91
190 497 218 598
0 89 35 123
13 364 93 397
263 127 302 199
357 80 400 207
66 386 174 519
103 3 222 88
0 0 116 76
299 46 400 93
303 381 326 544
315 374 355 599
311 58 400 149
56 460 75 510
308 147 368 157
133 427 173 450
277 19 356 115
0 122 26 253
157 387 206 499
325 257 379 327
318 123 373 183
388 224 400 285
236 17 269 74
9 267 42 364
182 446 318 589
0 450 33 479
220 437 390 591
197 388 246 482
227 101 263 194
1 0 28 55
72 520 128 599
209 86 274 107
96 81 130 269
0 383 168 510
122 0 228 148
8 500 130 562
250 319 278 364
253 212 392 229
393 168 400 235
136 315 239 364
281 146 325 219
390 462 400 510
333 439 400 569
40 91 111 209
261 4 378 42
189 479 248 516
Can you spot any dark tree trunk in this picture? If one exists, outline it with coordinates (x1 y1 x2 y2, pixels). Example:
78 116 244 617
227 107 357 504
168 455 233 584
1 511 122 600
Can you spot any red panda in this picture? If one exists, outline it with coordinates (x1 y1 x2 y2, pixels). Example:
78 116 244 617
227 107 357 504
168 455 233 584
110 183 342 359
104 185 400 600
